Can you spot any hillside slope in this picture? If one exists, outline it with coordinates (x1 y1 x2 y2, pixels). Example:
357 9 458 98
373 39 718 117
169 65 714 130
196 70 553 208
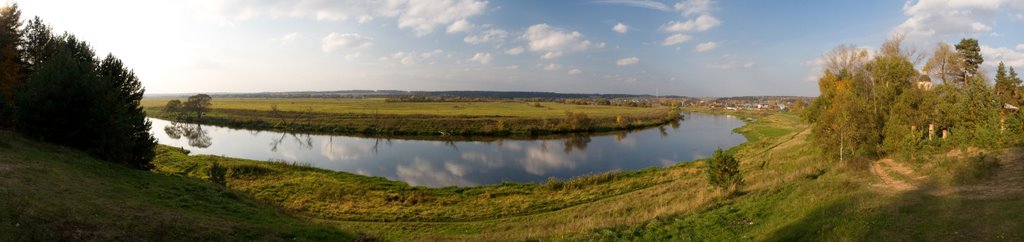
0 132 354 241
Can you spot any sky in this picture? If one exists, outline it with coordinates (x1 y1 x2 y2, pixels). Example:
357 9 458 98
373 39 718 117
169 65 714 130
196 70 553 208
13 0 1024 97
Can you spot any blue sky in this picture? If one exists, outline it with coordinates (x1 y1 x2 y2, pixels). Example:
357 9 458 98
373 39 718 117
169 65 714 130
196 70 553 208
14 0 1024 96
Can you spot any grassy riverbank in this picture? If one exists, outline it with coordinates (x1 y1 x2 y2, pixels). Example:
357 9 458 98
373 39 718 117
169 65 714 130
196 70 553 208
141 98 681 137
4 111 1022 241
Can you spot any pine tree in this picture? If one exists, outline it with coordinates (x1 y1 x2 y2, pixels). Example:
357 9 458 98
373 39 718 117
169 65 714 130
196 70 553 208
16 34 155 169
955 38 983 82
21 16 53 74
994 62 1017 105
0 3 23 125
96 54 156 169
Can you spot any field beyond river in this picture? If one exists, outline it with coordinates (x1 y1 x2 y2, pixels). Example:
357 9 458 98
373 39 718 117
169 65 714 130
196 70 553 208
141 98 682 137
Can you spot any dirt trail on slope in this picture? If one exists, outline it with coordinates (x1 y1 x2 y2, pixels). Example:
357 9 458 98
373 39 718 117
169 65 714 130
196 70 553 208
871 159 924 192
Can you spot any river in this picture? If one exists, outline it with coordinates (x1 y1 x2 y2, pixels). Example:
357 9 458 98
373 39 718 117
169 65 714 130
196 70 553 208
150 112 746 187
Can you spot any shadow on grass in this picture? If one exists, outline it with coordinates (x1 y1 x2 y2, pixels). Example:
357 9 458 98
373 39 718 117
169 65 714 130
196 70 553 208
766 150 1024 241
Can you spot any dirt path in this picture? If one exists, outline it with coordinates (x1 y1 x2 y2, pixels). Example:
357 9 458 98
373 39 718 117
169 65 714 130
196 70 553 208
871 159 924 192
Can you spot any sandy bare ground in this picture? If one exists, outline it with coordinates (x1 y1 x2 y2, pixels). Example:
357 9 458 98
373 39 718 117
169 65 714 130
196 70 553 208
871 158 924 192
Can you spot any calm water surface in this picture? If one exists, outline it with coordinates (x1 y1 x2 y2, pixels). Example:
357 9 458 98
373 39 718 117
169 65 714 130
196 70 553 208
150 112 746 187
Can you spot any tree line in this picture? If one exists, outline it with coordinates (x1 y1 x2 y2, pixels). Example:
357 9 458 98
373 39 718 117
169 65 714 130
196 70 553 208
0 4 155 169
804 34 1024 161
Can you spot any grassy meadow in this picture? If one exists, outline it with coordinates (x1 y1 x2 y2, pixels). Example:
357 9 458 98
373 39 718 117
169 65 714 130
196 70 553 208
141 98 681 137
5 110 1022 241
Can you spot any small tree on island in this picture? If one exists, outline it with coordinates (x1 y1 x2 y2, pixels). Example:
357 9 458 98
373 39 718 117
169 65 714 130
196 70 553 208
706 148 743 192
163 99 183 120
184 94 212 120
163 94 212 121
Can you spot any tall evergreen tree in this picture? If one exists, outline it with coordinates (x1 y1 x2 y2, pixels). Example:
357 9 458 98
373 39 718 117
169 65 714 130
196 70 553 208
21 16 53 74
16 34 101 148
0 3 23 125
955 38 983 81
994 62 1020 106
96 54 155 169
16 34 155 169
1011 67 1022 87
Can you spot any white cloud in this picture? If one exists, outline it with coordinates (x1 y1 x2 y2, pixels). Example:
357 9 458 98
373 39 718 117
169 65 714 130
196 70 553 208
192 0 487 36
357 15 374 24
446 19 474 33
1016 44 1024 50
321 33 372 52
395 0 488 36
674 0 712 16
344 52 361 61
617 57 639 66
661 34 692 46
470 52 493 64
568 68 583 75
542 63 561 70
663 14 720 32
391 52 418 65
464 28 508 45
504 46 525 55
695 41 717 52
271 32 302 44
981 45 1024 69
707 54 754 70
593 0 671 11
541 51 562 59
522 24 597 59
420 49 444 58
504 65 520 70
612 23 629 34
893 0 1024 39
381 50 444 65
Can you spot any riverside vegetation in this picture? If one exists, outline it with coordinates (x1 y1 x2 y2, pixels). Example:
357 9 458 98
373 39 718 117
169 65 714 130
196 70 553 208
141 97 683 137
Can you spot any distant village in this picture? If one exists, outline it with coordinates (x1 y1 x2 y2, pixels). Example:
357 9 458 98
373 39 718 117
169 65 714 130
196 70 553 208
682 96 813 112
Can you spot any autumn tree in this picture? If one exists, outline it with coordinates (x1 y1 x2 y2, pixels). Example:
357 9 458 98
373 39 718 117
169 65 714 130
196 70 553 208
865 35 919 145
923 42 965 85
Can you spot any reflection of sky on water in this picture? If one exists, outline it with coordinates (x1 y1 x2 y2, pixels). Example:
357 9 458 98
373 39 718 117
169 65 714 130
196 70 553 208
149 112 746 187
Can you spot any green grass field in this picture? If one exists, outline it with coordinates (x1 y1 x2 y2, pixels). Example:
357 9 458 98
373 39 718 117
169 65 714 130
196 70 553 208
142 98 681 137
5 111 1022 241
